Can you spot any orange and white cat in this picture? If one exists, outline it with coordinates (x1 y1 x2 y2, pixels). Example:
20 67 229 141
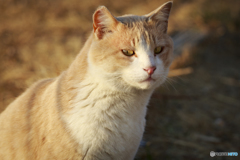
0 1 173 160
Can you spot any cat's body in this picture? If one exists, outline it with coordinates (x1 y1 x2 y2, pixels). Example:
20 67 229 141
0 2 173 160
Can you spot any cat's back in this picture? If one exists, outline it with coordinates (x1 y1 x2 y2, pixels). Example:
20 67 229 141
0 78 55 126
0 78 54 159
0 77 82 160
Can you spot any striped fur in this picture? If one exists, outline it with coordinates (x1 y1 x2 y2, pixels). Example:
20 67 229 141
0 1 173 160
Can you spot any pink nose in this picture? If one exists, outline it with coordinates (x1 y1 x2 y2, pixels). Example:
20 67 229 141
143 66 156 75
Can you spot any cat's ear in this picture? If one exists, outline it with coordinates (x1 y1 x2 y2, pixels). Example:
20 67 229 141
145 1 173 33
93 6 119 39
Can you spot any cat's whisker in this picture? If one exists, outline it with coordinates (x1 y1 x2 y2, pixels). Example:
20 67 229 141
164 77 178 92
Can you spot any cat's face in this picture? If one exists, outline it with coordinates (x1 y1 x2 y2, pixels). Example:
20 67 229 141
89 2 173 90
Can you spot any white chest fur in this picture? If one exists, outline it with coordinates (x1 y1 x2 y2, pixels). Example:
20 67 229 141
64 78 152 160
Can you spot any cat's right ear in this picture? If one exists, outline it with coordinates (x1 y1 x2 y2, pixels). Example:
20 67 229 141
145 1 173 33
93 6 119 40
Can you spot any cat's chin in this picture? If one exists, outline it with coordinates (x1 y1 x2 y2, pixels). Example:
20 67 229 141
135 79 157 90
135 76 167 90
121 77 158 91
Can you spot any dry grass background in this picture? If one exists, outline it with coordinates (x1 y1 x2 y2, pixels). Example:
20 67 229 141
0 0 240 159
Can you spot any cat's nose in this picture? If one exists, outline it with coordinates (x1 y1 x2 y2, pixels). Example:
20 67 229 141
143 66 156 75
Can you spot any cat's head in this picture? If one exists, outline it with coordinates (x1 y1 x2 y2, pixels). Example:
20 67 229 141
88 1 173 91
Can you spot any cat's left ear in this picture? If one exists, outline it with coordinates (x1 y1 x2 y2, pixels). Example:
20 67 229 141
93 6 119 40
145 1 173 33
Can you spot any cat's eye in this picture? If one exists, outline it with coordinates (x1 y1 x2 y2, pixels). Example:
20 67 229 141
122 49 135 56
154 46 163 54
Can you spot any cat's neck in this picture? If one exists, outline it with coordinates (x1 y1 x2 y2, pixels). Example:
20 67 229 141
66 33 93 84
63 74 153 159
73 74 153 110
56 34 93 113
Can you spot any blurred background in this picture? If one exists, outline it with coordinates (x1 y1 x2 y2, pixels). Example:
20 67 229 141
0 0 239 159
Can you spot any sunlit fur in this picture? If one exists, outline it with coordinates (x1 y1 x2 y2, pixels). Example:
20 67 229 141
0 2 173 160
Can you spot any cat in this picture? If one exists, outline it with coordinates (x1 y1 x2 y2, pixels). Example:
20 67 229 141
0 1 173 160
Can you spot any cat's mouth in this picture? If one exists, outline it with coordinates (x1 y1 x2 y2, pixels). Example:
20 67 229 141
141 76 155 82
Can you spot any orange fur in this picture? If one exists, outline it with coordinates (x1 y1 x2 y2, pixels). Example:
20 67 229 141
0 2 173 160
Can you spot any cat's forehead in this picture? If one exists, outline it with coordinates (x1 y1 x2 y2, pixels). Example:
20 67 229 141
116 15 150 34
115 15 167 47
116 15 146 26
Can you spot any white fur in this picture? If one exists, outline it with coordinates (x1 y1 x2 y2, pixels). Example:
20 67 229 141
122 37 168 90
64 73 152 160
64 36 169 160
